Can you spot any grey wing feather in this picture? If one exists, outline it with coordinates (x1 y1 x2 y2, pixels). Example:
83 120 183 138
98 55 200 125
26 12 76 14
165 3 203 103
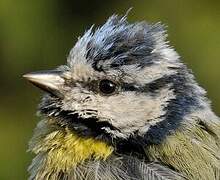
140 162 185 180
59 155 185 180
123 156 186 180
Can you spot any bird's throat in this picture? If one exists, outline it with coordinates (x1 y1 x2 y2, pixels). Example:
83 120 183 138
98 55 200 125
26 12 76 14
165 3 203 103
28 119 113 179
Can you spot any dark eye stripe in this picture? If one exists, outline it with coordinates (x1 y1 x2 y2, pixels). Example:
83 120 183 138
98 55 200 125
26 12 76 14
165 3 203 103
122 75 174 93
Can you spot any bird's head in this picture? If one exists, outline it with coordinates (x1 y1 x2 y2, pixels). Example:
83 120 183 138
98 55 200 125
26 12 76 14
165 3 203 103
24 15 205 148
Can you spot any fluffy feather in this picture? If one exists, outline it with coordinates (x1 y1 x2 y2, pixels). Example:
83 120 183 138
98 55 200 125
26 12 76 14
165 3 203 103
26 15 220 180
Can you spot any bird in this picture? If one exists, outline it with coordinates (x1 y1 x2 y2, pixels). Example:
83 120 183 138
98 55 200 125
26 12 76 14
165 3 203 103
23 14 220 180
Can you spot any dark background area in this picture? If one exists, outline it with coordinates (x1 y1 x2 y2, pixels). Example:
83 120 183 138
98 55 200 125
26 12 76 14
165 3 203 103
0 0 219 179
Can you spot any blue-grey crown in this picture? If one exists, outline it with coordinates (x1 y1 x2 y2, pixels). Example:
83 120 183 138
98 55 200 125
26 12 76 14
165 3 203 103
68 15 169 70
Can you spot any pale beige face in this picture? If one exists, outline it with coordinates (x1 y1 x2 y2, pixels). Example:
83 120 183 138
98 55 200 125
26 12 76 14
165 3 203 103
25 15 192 140
55 60 177 138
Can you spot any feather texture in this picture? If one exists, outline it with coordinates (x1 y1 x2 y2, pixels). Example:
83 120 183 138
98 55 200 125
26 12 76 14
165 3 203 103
26 15 220 180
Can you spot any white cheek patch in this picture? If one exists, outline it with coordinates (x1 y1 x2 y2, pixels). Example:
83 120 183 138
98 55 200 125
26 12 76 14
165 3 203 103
59 77 175 139
97 86 175 137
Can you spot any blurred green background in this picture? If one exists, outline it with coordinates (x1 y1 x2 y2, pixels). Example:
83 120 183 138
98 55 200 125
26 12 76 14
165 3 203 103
0 0 219 179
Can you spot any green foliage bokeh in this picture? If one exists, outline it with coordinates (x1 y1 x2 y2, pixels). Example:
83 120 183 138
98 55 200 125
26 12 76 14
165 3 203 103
0 0 219 179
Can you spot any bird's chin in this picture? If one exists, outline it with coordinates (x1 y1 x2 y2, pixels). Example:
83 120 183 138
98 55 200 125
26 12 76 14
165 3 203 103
38 96 118 140
51 111 118 140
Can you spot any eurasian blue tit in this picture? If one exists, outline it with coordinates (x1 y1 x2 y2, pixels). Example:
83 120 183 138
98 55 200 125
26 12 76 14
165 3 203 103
24 15 220 180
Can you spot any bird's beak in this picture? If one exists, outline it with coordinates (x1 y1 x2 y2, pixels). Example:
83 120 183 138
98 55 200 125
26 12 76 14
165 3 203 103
23 70 65 98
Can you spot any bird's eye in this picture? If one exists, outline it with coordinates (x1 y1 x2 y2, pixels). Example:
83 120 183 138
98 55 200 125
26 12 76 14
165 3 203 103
99 79 117 95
